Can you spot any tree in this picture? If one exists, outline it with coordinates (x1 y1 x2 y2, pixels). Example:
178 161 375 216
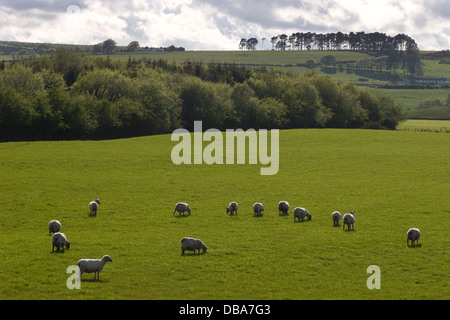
246 38 259 51
320 55 336 68
102 39 117 54
127 41 140 52
239 38 247 50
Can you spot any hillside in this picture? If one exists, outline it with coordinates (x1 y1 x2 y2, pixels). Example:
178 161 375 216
1 41 450 119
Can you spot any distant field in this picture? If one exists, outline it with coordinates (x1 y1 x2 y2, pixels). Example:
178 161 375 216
396 119 450 132
117 50 372 66
366 87 450 118
0 129 449 299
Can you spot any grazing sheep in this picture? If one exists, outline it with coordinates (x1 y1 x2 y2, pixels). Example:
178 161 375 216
77 255 113 281
343 211 355 230
407 228 421 247
51 232 70 252
293 207 312 222
278 201 290 216
180 237 208 255
89 199 101 216
331 211 341 226
173 202 191 216
226 201 238 215
48 220 61 236
252 202 264 217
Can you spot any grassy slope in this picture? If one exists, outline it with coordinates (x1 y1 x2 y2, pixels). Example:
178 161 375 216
0 129 449 300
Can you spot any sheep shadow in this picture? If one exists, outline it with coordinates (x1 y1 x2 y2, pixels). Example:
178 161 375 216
50 250 66 254
80 278 109 283
180 252 207 257
294 219 311 223
174 213 190 218
407 244 422 248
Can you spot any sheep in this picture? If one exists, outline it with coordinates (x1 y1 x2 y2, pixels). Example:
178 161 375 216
293 207 312 222
252 202 264 217
48 220 61 236
331 211 341 226
407 228 421 247
278 201 290 216
89 199 101 216
51 232 70 252
180 237 208 255
173 202 191 216
77 255 113 281
226 201 238 215
343 210 355 230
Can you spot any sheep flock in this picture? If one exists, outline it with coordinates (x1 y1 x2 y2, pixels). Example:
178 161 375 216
46 198 422 284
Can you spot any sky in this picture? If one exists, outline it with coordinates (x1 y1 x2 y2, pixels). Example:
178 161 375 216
0 0 449 50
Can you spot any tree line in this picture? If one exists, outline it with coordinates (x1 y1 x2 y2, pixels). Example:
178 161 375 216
0 50 405 141
240 32 422 76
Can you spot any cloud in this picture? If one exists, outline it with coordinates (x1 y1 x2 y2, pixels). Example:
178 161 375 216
0 0 449 50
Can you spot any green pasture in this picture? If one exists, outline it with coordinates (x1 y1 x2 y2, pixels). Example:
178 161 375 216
117 50 371 66
0 129 449 300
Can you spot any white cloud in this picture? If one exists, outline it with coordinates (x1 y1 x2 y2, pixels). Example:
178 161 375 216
0 0 449 50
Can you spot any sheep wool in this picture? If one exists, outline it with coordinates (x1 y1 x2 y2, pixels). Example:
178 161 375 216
89 199 101 216
407 228 421 247
180 237 208 255
226 201 238 215
77 255 113 281
51 232 70 252
278 201 290 216
48 220 61 236
293 207 312 222
173 202 191 216
331 211 341 226
343 211 356 230
252 202 264 217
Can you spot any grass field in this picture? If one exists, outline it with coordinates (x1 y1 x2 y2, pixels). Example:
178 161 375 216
0 129 449 300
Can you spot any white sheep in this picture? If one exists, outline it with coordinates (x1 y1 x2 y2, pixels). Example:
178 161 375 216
293 207 312 222
77 255 113 281
278 201 290 216
226 201 238 215
51 232 70 252
48 220 61 236
252 202 264 217
331 211 341 226
407 228 421 247
173 202 191 216
343 210 355 230
89 199 101 216
180 237 208 255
